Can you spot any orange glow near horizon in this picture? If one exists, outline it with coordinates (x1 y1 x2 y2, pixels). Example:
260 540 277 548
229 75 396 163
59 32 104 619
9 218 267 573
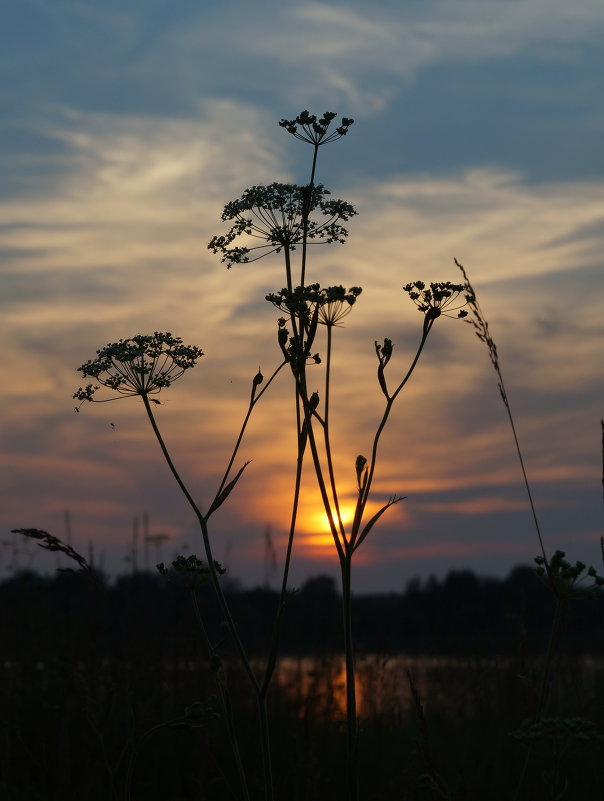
296 498 398 556
1 103 603 586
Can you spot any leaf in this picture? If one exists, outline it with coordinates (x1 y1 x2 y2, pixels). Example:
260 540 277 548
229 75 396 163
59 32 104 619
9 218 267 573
206 461 251 517
353 496 405 552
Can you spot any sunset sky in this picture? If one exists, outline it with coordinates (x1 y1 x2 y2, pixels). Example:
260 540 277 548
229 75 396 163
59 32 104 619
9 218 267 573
2 0 603 591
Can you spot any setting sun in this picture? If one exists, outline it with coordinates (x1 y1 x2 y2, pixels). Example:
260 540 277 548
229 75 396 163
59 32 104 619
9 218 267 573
299 500 385 551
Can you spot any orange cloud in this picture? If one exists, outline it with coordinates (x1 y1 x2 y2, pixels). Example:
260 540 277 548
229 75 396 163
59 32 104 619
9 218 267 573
2 107 603 585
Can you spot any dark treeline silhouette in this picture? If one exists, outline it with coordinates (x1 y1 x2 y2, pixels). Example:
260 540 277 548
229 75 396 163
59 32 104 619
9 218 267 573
1 564 602 663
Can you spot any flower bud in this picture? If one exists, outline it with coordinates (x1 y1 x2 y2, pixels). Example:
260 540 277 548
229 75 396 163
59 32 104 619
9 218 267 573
355 455 368 490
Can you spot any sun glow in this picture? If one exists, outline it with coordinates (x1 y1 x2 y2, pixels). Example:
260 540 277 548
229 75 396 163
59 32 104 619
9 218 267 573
301 502 358 549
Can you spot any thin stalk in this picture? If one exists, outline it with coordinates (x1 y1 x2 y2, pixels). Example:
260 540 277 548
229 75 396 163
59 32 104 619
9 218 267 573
305 407 345 560
213 361 286 504
261 390 306 694
322 324 346 538
300 144 319 286
536 596 565 720
141 394 205 519
257 696 273 800
140 394 274 801
291 337 344 557
190 590 251 801
196 518 276 800
284 246 293 293
351 321 433 545
512 597 566 801
457 261 548 564
341 553 359 801
500 387 548 564
141 394 257 689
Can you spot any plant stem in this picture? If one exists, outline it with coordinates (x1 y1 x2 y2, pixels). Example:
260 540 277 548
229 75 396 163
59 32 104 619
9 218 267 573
536 596 565 720
300 144 319 287
212 360 286 507
512 597 566 801
352 321 433 544
323 324 345 538
140 394 274 801
262 389 306 694
341 552 359 801
457 261 548 564
190 590 251 801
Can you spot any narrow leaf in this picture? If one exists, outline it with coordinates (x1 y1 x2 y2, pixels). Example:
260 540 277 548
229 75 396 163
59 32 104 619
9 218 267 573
353 496 405 552
207 461 251 517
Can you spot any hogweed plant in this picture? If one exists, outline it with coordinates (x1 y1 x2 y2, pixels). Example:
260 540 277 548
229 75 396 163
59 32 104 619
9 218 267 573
208 111 473 800
71 110 592 800
71 111 476 801
75 332 283 800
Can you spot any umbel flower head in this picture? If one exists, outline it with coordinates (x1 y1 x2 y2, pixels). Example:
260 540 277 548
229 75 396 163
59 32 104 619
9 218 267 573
317 284 363 327
279 110 354 146
266 284 362 327
403 281 475 322
74 332 203 404
208 183 356 267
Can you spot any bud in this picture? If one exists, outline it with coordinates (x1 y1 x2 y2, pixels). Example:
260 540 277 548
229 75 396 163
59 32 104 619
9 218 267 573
277 326 290 361
355 455 368 490
250 368 264 402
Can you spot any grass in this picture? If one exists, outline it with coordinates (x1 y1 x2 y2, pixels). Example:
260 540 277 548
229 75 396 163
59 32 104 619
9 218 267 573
2 636 603 800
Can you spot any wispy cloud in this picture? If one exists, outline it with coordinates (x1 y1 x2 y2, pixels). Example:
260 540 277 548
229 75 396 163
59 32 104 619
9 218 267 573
1 98 602 586
217 0 604 108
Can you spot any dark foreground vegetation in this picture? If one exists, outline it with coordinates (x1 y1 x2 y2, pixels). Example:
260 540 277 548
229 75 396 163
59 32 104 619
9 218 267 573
1 565 603 800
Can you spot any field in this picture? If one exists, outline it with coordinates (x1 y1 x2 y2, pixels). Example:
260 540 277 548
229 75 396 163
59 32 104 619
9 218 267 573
2 567 603 800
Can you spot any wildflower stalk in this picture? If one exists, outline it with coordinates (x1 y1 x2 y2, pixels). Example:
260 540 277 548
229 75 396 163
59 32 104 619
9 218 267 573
536 594 564 720
307 318 435 801
262 115 471 801
211 361 287 510
139 394 274 801
209 113 471 799
261 390 305 694
323 324 346 538
455 262 604 797
341 552 359 801
353 319 434 541
300 145 318 287
455 259 547 565
74 333 293 799
188 589 251 801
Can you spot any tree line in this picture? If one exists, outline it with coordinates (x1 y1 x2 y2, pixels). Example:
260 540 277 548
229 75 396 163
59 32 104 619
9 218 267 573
1 564 602 663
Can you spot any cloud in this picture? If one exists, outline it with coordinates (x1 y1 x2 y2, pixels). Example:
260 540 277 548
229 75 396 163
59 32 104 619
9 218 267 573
220 0 604 109
1 103 602 587
45 0 599 116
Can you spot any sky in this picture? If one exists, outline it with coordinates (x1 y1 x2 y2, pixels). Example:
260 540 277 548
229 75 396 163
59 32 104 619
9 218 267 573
1 0 603 592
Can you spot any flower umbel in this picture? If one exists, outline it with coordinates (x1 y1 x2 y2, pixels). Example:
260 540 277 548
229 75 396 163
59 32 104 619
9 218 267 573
403 281 474 323
266 283 362 325
208 183 356 267
317 285 362 327
279 110 354 146
535 550 604 601
74 332 203 404
266 283 324 319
